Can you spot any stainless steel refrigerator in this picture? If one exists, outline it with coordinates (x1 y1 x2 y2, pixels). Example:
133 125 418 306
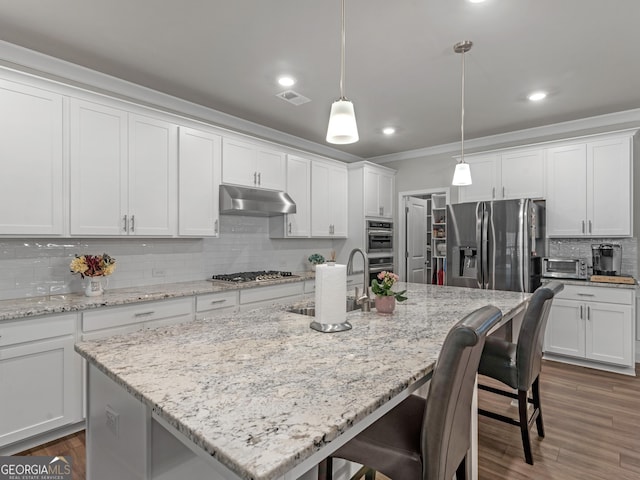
446 199 545 292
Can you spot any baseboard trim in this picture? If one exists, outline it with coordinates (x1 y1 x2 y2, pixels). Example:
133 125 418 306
0 421 85 456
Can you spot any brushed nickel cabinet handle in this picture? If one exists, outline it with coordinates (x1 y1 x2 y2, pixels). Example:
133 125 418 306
258 172 261 185
134 311 155 317
502 186 505 198
123 215 128 232
214 219 219 234
253 171 257 185
588 220 592 234
130 215 135 232
581 220 585 234
210 299 227 305
288 222 292 234
579 305 584 319
586 305 591 320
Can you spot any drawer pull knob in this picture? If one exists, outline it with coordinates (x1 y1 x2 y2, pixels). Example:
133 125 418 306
134 311 155 317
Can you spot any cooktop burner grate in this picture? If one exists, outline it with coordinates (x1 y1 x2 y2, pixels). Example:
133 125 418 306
210 270 294 282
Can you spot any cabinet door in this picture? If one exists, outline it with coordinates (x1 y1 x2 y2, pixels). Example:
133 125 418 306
544 299 585 358
364 169 394 218
586 302 633 366
0 315 81 447
255 147 286 191
500 149 545 200
285 155 310 237
588 137 632 237
329 164 348 237
311 162 332 236
221 138 256 187
545 144 587 237
0 79 64 235
457 154 499 203
128 114 177 236
70 99 128 235
378 172 394 218
178 127 221 236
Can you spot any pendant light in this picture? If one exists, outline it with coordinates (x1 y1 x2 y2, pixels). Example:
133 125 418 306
452 40 473 186
326 0 359 144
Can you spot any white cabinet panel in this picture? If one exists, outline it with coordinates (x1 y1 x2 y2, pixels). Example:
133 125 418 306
0 79 64 235
0 314 81 447
285 155 311 237
500 149 545 200
364 167 394 218
546 144 587 236
544 298 585 358
457 154 499 203
178 127 222 236
70 99 129 235
128 114 178 236
586 302 633 366
221 138 285 190
311 161 348 237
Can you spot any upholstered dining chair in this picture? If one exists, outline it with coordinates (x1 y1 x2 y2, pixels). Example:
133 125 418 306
477 281 563 465
319 304 503 480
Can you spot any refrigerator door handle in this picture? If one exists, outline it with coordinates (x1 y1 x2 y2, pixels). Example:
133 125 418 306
476 202 484 289
481 203 489 289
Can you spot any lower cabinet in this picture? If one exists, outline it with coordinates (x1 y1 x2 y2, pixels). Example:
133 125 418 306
0 314 82 451
544 284 635 374
195 291 239 320
239 283 305 312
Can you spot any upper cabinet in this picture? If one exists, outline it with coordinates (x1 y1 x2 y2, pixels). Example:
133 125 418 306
363 165 395 218
457 148 545 203
178 126 222 237
546 133 633 237
221 138 286 191
70 99 177 236
0 79 64 235
281 155 311 237
311 161 348 237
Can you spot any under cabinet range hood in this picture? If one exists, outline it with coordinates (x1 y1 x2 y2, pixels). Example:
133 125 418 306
219 184 296 216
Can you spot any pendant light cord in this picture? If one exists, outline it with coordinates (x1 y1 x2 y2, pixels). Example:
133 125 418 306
340 0 346 100
460 48 465 162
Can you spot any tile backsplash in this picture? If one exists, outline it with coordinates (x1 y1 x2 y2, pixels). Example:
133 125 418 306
547 237 638 277
0 216 341 300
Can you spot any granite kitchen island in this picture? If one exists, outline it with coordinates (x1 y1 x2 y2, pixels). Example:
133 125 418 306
75 283 529 480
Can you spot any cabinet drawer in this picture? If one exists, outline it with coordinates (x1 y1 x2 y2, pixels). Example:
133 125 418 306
82 298 193 333
0 313 77 347
558 284 634 305
240 283 304 304
196 291 238 312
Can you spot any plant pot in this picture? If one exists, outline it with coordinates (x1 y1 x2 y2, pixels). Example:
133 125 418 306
375 295 396 315
85 277 104 297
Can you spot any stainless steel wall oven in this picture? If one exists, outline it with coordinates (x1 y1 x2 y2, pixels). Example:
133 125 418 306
367 220 393 253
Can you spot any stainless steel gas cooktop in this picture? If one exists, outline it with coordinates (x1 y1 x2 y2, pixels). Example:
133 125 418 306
209 270 296 283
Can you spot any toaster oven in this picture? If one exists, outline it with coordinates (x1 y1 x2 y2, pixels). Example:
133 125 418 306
542 257 588 280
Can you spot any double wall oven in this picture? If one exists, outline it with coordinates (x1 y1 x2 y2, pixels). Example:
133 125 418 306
366 220 394 283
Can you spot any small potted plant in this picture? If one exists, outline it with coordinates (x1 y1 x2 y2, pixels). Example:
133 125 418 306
70 253 116 297
308 253 325 271
371 271 407 315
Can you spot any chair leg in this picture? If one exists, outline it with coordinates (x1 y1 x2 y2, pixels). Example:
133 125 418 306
532 376 545 438
318 457 333 480
518 389 534 465
364 468 376 480
456 454 467 480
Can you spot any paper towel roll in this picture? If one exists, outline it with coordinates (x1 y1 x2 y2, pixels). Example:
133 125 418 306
315 263 347 325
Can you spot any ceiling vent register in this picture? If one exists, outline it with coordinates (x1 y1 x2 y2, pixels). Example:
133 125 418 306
276 90 311 106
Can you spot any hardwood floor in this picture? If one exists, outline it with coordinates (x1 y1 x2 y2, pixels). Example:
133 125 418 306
17 361 640 480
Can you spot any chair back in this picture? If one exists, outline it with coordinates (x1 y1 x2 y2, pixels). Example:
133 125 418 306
421 305 502 480
516 281 564 390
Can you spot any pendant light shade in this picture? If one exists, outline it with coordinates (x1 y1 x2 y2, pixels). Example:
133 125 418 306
326 0 359 144
327 98 359 144
452 40 473 186
452 162 472 186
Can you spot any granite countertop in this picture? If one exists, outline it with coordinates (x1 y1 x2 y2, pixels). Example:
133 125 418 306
542 278 639 289
0 272 315 322
75 283 530 480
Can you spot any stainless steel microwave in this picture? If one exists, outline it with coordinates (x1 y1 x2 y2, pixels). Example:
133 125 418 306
542 257 588 280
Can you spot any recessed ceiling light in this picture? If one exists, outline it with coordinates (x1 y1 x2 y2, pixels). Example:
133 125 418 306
382 127 396 135
278 76 296 87
528 91 547 102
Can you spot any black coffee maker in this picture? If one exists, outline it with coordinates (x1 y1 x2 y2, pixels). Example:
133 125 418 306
591 243 622 276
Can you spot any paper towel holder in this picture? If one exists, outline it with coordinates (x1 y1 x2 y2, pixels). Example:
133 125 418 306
310 320 352 333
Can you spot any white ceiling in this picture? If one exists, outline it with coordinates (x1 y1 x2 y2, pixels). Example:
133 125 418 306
0 0 638 160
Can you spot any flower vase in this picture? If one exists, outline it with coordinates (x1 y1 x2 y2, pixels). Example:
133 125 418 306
375 295 396 315
85 277 104 297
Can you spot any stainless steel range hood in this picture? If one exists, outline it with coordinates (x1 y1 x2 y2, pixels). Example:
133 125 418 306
219 184 296 216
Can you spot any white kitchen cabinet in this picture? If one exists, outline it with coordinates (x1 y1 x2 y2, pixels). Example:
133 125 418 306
238 282 305 312
81 297 194 340
457 148 544 203
364 166 394 218
195 291 238 320
544 283 635 374
269 154 311 238
311 160 348 237
178 126 222 236
221 137 286 191
546 133 633 237
70 99 178 236
0 78 64 235
0 314 82 449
